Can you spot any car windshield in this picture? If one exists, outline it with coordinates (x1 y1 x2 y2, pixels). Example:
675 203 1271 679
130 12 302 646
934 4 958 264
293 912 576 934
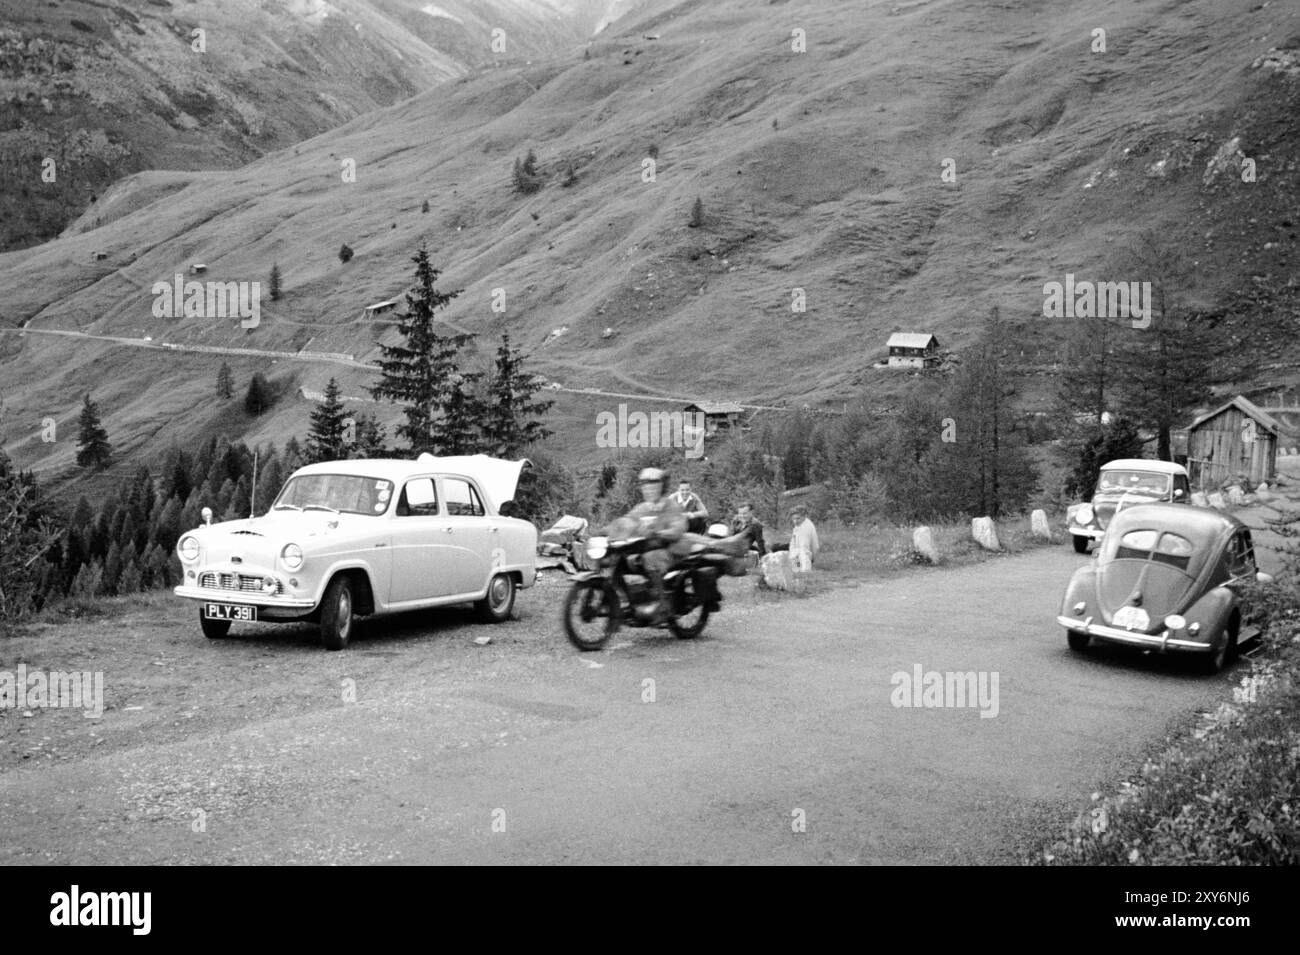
1095 470 1171 496
272 474 394 516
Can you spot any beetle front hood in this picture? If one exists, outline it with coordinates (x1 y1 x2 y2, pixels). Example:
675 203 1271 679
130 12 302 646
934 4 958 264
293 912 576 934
415 453 530 511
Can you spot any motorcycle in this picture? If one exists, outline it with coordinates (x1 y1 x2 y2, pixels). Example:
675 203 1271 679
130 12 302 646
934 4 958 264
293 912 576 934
562 523 750 651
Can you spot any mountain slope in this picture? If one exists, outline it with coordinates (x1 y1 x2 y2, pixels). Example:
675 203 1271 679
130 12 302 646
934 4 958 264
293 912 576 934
0 0 633 250
1 0 1298 482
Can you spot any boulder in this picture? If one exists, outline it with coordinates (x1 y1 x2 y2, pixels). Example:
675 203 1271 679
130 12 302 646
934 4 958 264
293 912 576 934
1226 485 1246 505
912 525 940 563
1190 491 1209 507
759 551 796 591
1256 482 1271 502
1030 509 1051 541
971 516 1000 551
1207 492 1227 509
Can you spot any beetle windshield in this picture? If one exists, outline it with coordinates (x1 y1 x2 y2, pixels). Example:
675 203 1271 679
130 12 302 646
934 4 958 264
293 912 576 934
272 474 394 516
1095 470 1172 496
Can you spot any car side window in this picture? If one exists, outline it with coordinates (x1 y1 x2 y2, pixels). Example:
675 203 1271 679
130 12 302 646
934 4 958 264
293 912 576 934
443 478 485 517
1174 475 1189 499
1227 531 1255 577
398 478 439 517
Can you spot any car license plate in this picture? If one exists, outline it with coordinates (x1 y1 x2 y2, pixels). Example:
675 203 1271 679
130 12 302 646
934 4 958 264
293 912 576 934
203 603 257 622
1112 606 1149 630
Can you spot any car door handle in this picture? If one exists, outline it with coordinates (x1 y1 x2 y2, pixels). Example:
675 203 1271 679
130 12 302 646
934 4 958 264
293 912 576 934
490 527 499 534
375 542 387 547
442 527 453 533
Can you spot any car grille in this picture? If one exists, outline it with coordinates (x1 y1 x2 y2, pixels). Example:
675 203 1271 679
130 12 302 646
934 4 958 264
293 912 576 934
198 572 283 595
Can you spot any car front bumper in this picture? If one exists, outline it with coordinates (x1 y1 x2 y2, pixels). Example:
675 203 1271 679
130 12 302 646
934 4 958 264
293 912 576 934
174 585 317 612
1067 524 1104 541
1055 615 1212 652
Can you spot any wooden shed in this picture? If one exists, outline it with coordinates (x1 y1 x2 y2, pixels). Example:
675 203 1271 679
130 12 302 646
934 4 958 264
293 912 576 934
886 332 940 369
684 400 744 435
1184 395 1283 487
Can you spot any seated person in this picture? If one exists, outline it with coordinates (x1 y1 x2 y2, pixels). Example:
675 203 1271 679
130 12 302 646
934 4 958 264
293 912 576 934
771 506 820 571
730 501 767 555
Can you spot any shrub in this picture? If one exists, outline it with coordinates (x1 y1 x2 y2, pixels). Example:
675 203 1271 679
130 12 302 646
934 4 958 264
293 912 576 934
338 243 354 264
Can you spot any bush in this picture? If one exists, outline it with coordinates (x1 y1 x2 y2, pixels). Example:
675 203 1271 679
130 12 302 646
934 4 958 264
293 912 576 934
338 243 354 264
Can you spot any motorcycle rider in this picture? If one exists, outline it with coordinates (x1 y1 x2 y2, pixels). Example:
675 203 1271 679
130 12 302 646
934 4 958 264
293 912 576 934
625 467 689 624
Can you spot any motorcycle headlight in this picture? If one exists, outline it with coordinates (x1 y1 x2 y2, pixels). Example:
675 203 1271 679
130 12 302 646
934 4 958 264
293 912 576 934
280 543 304 570
178 536 200 562
1077 504 1094 525
1164 614 1187 632
586 536 608 560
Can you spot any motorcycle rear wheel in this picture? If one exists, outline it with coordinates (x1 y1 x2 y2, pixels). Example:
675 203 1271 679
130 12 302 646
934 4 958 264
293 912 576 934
563 580 619 651
667 573 711 639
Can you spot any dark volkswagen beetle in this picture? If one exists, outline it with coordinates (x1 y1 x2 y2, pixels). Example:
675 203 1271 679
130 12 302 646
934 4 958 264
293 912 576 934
1056 503 1271 673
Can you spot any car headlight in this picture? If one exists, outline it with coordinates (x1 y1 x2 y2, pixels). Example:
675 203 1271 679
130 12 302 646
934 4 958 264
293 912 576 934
1077 505 1094 525
1164 614 1187 632
586 536 608 560
178 536 200 562
280 543 304 570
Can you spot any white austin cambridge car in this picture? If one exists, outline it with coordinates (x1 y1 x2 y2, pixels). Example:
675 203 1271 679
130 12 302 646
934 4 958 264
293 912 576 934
174 454 538 650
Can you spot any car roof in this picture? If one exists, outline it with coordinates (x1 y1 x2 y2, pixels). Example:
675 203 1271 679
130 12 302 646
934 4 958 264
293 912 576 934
1106 502 1245 539
291 458 438 482
1100 458 1188 475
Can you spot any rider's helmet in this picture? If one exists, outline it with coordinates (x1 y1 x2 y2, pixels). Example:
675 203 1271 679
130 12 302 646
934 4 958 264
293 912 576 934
637 466 668 493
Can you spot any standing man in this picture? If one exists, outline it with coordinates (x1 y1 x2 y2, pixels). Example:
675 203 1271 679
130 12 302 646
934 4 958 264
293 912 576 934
671 479 709 534
788 506 820 571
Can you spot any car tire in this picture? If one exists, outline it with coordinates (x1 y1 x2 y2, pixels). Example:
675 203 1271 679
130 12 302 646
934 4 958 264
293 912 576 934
200 610 231 640
1199 614 1237 675
1066 630 1090 652
319 576 355 651
475 573 516 623
1072 535 1089 554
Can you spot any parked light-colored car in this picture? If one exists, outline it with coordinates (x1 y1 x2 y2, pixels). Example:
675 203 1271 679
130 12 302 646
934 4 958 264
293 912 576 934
1066 458 1190 553
174 454 537 650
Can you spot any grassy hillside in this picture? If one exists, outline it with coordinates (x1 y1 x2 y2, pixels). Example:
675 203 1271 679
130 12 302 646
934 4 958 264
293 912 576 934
1 0 1298 497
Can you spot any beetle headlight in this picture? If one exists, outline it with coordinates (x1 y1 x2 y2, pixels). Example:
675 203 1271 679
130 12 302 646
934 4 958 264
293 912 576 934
281 543 304 570
586 536 608 560
1164 614 1187 632
178 536 200 562
1077 504 1094 525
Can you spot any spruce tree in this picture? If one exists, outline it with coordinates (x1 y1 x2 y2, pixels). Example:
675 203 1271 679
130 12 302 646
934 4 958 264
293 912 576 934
439 373 485 456
269 263 282 301
369 243 470 455
482 329 554 456
216 362 234 400
350 413 389 459
75 394 112 470
244 372 272 415
305 378 351 463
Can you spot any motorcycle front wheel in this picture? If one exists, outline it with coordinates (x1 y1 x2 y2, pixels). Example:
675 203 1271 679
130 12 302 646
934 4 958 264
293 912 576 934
563 579 619 651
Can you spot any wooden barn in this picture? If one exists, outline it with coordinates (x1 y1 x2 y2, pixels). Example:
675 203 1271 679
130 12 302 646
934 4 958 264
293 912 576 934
886 332 940 369
684 400 744 435
1184 396 1283 487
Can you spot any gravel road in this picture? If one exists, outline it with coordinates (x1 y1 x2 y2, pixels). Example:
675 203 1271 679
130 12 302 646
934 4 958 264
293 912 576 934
0 546 1251 864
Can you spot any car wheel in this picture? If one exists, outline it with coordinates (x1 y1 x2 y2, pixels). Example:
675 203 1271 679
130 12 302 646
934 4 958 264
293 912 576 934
319 576 354 651
200 609 231 640
1199 614 1238 675
1066 630 1090 652
475 573 516 623
1072 535 1089 554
